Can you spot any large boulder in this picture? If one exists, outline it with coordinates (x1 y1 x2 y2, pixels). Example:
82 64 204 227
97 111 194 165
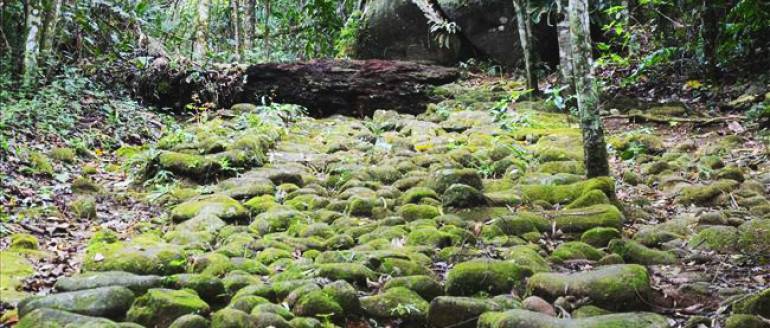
18 286 135 320
355 0 557 67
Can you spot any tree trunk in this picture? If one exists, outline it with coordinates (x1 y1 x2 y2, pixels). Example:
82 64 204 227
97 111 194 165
701 0 721 81
556 0 573 88
264 0 271 60
39 0 63 62
569 0 609 178
230 0 241 60
243 0 255 52
193 0 209 62
512 0 538 94
22 0 42 87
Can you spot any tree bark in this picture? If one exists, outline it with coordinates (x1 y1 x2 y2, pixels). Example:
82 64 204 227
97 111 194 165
22 0 42 87
243 0 255 52
230 0 241 60
264 0 271 60
39 0 62 62
556 0 572 88
569 0 609 178
193 0 209 62
513 0 538 94
701 0 721 81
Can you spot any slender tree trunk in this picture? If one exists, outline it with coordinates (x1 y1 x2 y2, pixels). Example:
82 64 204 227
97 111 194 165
701 0 721 81
569 0 609 178
193 0 210 62
22 0 42 87
243 0 255 53
39 0 62 62
264 0 271 60
556 0 573 89
513 0 538 94
231 0 241 60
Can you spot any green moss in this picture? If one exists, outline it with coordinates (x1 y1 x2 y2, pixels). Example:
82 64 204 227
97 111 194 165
286 194 329 211
733 288 770 317
504 245 550 273
517 177 615 205
537 161 584 175
50 147 76 163
10 233 39 250
429 169 483 194
360 287 428 322
126 288 210 328
571 305 612 318
399 204 441 221
688 225 738 252
0 251 35 305
71 176 103 194
383 275 443 301
70 196 97 219
27 151 54 175
738 219 770 261
550 242 605 262
400 187 439 204
442 184 487 208
725 314 770 328
427 296 503 328
678 179 739 205
445 260 530 296
406 227 453 248
316 263 377 286
608 239 677 265
565 189 611 209
292 290 344 321
549 204 623 233
378 258 431 277
171 194 248 223
164 274 226 305
527 264 651 311
580 227 621 247
157 151 221 180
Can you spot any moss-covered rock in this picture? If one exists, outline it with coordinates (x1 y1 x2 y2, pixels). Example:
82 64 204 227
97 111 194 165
565 190 610 209
516 177 615 205
360 287 429 323
9 233 39 250
571 305 612 318
550 242 605 262
427 296 503 328
688 225 738 252
157 151 222 180
504 246 550 273
445 260 530 296
725 314 770 328
16 308 120 328
738 219 770 261
70 196 98 219
678 179 739 205
83 239 187 276
733 288 770 317
126 288 210 328
210 308 260 328
607 239 677 265
292 290 344 321
477 309 670 328
171 194 249 223
383 275 443 301
429 169 484 194
50 147 77 163
322 280 361 315
399 204 441 221
526 264 651 311
164 274 226 305
168 314 210 328
442 184 487 208
316 263 377 286
18 286 135 319
54 271 162 294
580 227 621 247
548 204 623 233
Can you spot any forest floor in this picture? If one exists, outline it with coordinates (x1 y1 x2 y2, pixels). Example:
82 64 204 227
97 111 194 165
1 75 769 328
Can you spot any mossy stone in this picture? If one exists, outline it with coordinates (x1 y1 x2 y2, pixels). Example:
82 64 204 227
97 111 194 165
210 308 259 328
571 305 612 318
565 189 610 209
580 227 621 247
504 245 550 273
70 196 97 219
10 233 39 250
688 225 738 252
607 239 677 265
678 179 739 205
383 275 443 301
550 241 605 262
50 147 77 163
244 195 279 215
725 314 770 328
550 204 623 233
738 219 770 261
442 184 487 208
54 271 162 294
252 303 294 320
126 288 210 328
429 168 483 194
399 204 441 221
164 274 226 305
84 240 187 276
322 280 361 315
477 309 670 328
15 308 120 328
360 287 429 323
18 286 135 320
733 288 770 317
316 263 377 286
168 314 210 328
171 194 249 223
445 260 530 296
517 177 615 205
527 264 651 311
292 290 344 321
72 176 103 194
427 296 502 328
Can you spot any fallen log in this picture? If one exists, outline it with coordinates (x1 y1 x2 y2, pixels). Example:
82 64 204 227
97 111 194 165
127 58 459 117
